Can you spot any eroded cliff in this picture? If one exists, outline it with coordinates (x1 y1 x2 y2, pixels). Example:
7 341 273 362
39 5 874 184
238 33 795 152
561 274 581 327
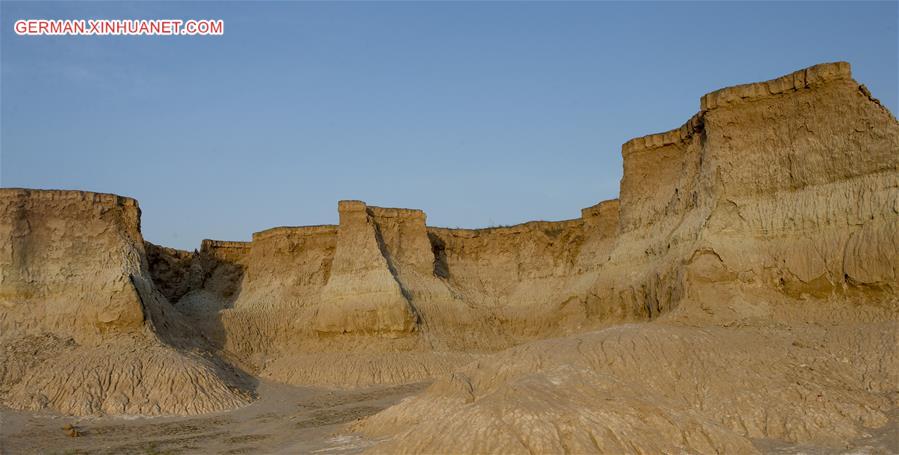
353 62 899 453
143 195 625 387
1 62 896 454
0 189 252 416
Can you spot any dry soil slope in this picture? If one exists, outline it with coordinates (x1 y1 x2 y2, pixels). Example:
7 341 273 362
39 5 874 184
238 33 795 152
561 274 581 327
353 62 899 453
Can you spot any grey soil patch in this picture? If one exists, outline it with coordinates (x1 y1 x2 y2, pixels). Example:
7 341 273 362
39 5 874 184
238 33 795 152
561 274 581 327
752 408 899 455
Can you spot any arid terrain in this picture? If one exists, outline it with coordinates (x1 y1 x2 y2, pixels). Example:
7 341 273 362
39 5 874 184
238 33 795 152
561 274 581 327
1 62 897 454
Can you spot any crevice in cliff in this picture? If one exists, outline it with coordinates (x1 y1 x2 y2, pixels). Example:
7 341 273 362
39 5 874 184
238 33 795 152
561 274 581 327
368 210 421 329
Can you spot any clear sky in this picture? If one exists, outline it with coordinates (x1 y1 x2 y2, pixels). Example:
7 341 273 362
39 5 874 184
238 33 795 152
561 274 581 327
2 1 896 250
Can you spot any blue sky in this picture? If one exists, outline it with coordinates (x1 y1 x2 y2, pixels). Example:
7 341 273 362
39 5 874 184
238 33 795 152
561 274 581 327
2 1 896 250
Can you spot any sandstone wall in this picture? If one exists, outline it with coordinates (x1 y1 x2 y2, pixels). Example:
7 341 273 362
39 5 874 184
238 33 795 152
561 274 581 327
201 239 251 264
237 226 334 311
217 226 336 363
595 62 899 319
427 219 585 289
576 198 619 270
0 189 146 344
314 201 418 336
698 63 898 298
424 216 612 344
157 226 333 365
147 196 623 384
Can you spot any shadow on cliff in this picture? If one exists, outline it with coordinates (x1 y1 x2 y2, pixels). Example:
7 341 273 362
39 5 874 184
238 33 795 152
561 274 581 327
186 249 245 348
132 268 260 402
144 249 260 394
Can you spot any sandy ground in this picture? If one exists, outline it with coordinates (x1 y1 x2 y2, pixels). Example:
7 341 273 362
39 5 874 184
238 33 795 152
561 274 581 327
2 375 896 454
0 380 427 454
2 381 896 454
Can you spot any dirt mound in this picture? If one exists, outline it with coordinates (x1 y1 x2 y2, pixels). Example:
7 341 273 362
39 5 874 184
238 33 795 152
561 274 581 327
4 335 252 416
356 311 897 453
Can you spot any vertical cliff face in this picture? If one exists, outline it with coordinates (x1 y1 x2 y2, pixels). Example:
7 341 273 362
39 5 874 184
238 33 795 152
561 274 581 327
314 201 419 336
696 62 898 298
145 242 196 304
427 220 586 295
164 229 333 364
219 227 334 361
595 114 706 317
234 229 331 311
575 199 619 271
592 62 899 319
0 189 146 344
368 206 435 277
425 219 598 343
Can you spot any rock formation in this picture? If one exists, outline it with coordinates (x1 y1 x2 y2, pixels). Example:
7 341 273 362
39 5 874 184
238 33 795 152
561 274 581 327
0 189 251 416
314 201 420 336
352 61 899 453
1 62 896 452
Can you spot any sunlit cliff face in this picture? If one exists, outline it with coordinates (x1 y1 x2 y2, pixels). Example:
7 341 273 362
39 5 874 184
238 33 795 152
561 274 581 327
1 61 897 454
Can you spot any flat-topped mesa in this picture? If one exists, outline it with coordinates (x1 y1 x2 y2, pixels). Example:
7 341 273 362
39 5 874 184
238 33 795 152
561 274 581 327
622 62 853 157
367 205 426 221
337 199 367 212
365 204 432 277
0 188 146 343
700 61 851 111
3 63 897 419
314 200 419 337
613 60 898 310
615 61 884 234
0 187 139 209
